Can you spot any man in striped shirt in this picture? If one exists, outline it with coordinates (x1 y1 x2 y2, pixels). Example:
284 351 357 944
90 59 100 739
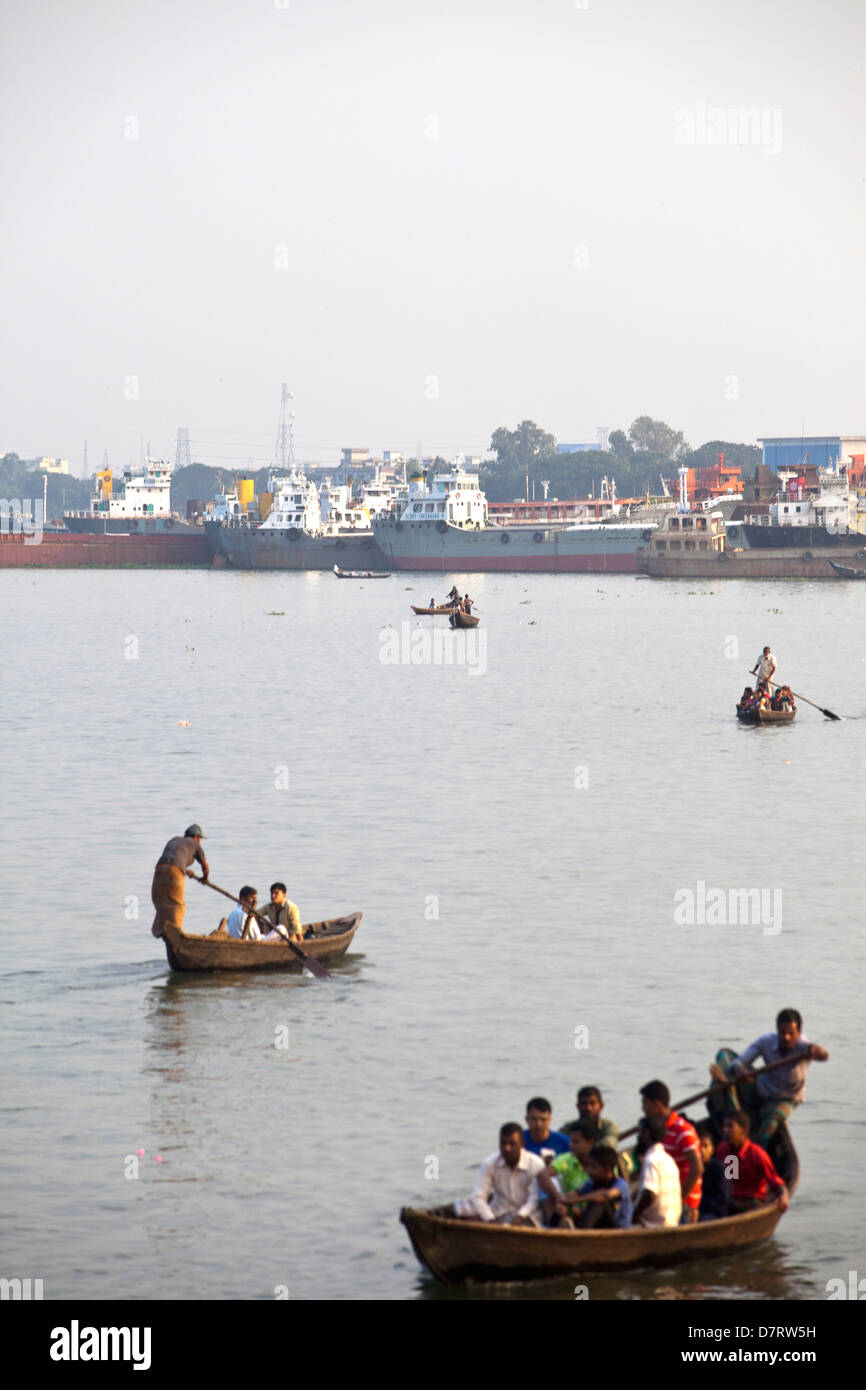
640 1079 703 1223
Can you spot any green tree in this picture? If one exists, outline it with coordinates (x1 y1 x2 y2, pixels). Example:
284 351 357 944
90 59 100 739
489 420 558 472
608 430 633 461
627 416 690 466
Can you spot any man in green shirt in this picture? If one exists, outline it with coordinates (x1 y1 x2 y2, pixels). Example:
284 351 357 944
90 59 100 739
572 1085 620 1153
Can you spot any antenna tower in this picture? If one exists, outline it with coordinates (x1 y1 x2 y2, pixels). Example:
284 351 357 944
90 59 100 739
274 384 295 472
176 428 191 470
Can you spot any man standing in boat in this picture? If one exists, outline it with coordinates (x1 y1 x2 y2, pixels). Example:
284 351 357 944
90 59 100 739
709 1008 829 1148
751 645 777 690
151 824 209 939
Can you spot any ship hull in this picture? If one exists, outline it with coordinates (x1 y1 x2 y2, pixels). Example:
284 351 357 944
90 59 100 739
372 521 652 572
63 516 202 535
216 526 392 571
728 522 866 550
636 544 866 579
0 531 212 567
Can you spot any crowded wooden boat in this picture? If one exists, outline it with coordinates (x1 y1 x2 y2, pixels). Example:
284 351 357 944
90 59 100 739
400 1012 828 1285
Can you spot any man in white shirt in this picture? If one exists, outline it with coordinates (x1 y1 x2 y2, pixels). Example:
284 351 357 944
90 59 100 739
453 1123 562 1225
751 646 777 691
224 886 258 938
632 1116 682 1227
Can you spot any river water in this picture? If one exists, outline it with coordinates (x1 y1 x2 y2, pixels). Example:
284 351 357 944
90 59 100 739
1 568 863 1300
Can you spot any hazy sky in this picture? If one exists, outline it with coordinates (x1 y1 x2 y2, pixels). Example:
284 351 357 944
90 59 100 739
2 0 864 474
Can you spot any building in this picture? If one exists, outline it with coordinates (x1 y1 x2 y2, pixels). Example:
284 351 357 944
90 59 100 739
38 457 70 474
557 427 611 455
759 435 866 477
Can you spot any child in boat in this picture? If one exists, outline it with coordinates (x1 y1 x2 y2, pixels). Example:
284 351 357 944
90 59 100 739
572 1145 633 1229
696 1121 733 1221
715 1111 789 1213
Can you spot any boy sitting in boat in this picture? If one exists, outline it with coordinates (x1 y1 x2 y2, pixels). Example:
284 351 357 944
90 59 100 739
223 886 258 938
571 1145 633 1230
544 1119 596 1222
771 685 795 711
696 1121 733 1222
715 1112 789 1213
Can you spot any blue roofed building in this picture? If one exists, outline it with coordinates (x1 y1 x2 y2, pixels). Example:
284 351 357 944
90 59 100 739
759 435 866 473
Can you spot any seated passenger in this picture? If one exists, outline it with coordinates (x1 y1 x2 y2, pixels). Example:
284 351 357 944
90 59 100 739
546 1119 597 1219
573 1145 634 1230
572 1085 620 1154
632 1116 682 1227
523 1096 570 1159
253 881 302 941
452 1122 561 1226
696 1121 733 1221
224 886 258 939
428 598 436 609
737 686 754 712
715 1111 789 1213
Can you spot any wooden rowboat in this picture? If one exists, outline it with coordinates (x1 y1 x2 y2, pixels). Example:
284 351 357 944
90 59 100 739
401 1124 798 1286
736 706 796 724
411 604 459 615
333 564 390 579
828 558 866 580
448 609 479 628
162 913 362 972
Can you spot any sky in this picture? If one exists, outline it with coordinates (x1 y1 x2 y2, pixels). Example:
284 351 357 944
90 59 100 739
1 0 864 474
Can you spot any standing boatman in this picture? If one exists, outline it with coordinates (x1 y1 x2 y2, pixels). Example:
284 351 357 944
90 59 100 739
151 824 210 938
751 645 777 691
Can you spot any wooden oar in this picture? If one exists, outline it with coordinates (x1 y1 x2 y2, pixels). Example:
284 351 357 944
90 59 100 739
765 676 840 722
616 1049 814 1143
193 878 330 979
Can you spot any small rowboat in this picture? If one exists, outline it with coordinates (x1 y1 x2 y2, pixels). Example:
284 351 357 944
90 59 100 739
736 706 796 724
333 565 390 579
411 604 459 615
162 913 362 972
449 609 479 628
828 558 866 580
401 1123 798 1286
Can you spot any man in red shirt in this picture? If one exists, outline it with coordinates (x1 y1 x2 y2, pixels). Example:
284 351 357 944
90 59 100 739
639 1080 703 1222
715 1111 789 1213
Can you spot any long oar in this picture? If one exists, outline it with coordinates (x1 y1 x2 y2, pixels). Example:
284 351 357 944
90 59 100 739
766 676 840 722
194 878 329 979
616 1049 814 1142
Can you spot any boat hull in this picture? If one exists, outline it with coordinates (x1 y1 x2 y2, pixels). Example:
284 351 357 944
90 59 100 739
373 520 652 573
637 544 866 579
737 707 796 724
216 526 392 571
401 1199 786 1285
0 531 212 567
162 913 361 972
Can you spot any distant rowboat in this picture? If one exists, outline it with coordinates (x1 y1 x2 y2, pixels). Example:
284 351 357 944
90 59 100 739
161 913 362 972
333 565 390 579
411 603 459 615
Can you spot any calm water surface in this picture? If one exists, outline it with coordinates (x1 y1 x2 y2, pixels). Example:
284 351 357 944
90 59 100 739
1 568 863 1300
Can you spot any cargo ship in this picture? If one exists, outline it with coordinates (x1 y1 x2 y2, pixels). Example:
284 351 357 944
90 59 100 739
371 468 655 572
636 509 866 579
214 467 391 570
0 462 211 566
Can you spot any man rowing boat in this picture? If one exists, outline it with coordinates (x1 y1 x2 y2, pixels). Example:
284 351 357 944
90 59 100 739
151 824 209 939
751 645 777 690
708 1008 829 1147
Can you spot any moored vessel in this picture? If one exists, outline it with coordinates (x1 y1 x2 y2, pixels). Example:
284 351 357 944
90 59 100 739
373 468 654 573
